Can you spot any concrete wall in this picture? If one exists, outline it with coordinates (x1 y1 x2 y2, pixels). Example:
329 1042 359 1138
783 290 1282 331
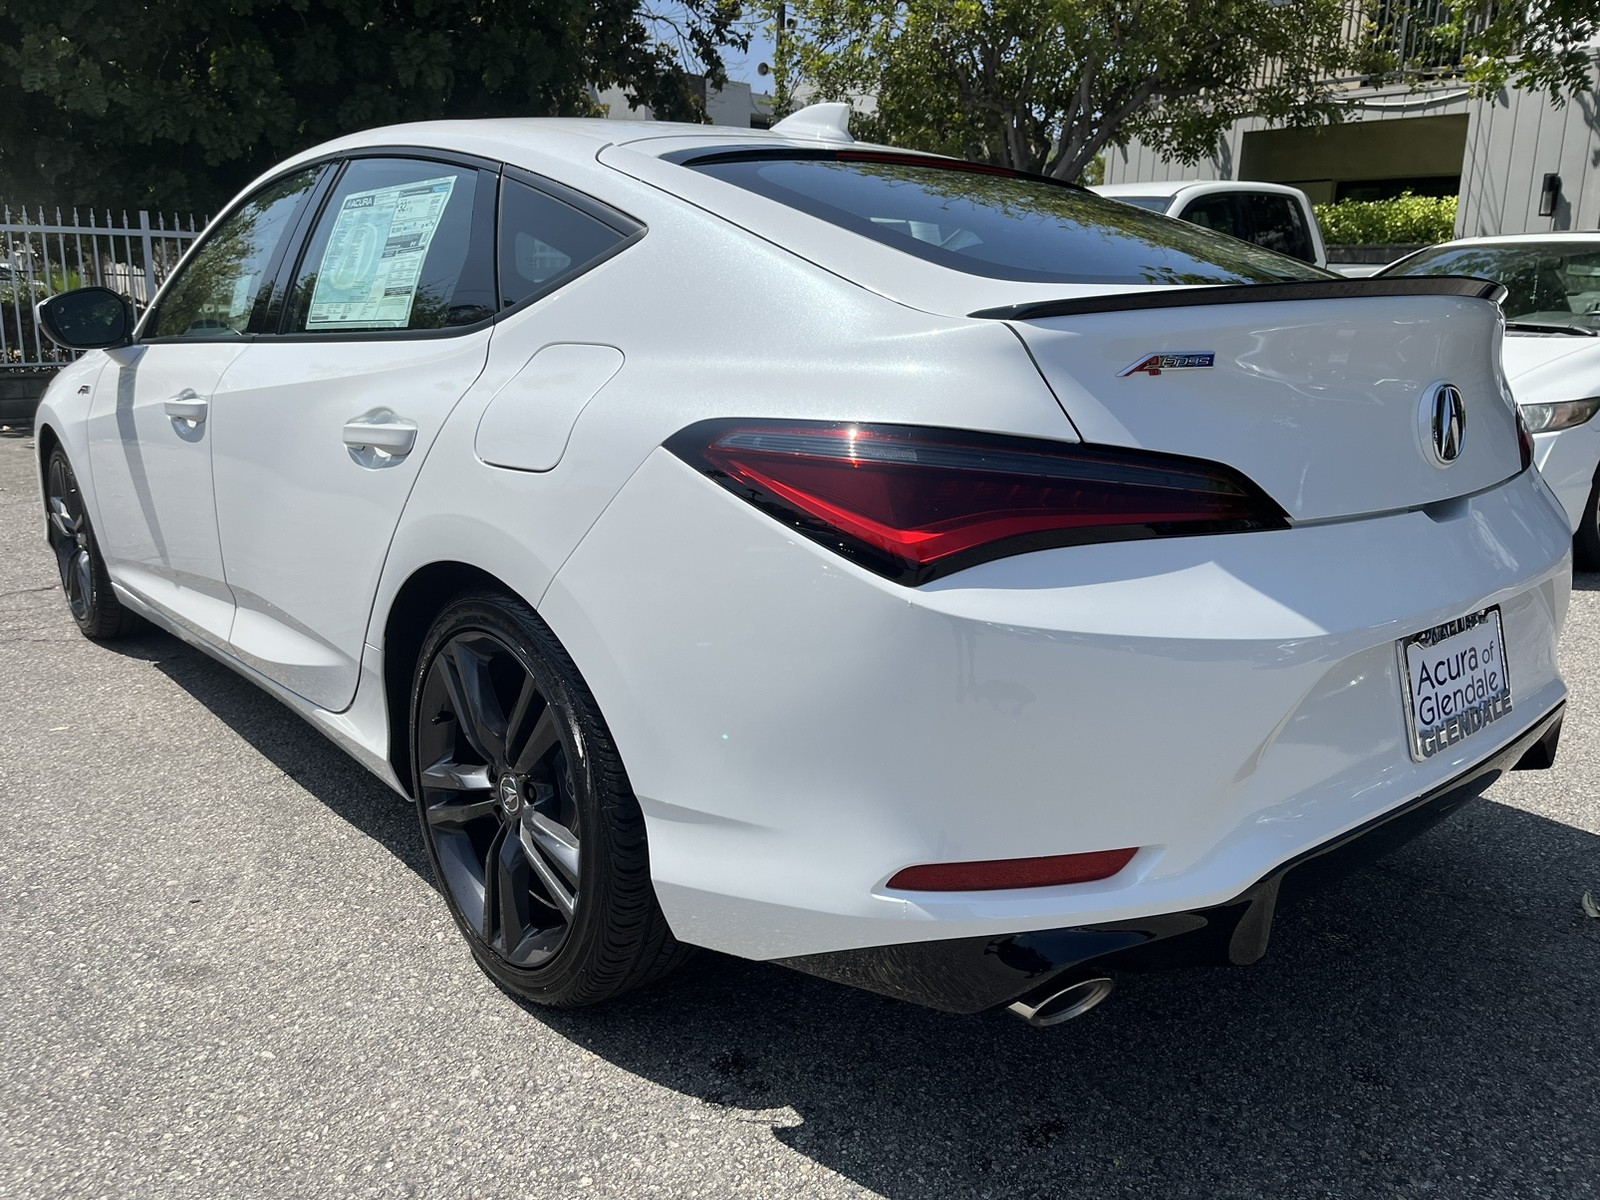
1105 84 1474 188
592 81 774 129
1238 113 1469 202
0 373 49 427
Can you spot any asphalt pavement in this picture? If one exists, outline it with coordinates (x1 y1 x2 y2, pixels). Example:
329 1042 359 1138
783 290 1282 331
2 426 1597 1200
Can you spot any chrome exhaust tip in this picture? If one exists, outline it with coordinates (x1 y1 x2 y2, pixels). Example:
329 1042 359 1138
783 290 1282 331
1007 976 1115 1028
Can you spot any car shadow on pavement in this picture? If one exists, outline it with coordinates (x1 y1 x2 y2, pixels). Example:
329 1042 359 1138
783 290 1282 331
1572 570 1600 591
537 807 1600 1199
110 627 431 878
120 627 1600 1200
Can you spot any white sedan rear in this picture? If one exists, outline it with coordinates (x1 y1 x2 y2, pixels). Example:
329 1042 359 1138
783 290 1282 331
1381 234 1600 566
32 107 1570 1025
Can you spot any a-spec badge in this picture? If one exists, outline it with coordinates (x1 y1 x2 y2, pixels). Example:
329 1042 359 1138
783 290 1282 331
1119 351 1216 377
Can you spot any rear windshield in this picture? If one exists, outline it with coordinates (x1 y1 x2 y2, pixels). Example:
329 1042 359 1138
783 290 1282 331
1383 240 1600 330
687 153 1327 286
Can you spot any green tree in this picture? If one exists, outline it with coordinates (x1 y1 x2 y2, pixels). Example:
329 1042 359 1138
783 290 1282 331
0 0 746 212
1447 0 1600 102
772 0 1366 181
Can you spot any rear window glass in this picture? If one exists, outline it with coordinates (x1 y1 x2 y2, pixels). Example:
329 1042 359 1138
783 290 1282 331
688 154 1327 286
1383 241 1600 329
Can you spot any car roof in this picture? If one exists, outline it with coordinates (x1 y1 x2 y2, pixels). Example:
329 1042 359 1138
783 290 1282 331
235 117 1321 320
1091 180 1310 200
269 117 897 179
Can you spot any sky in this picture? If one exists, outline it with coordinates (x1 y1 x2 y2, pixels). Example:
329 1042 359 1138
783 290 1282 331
720 25 778 89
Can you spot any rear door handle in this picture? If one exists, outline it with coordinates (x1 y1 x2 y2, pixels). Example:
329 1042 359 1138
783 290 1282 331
342 409 418 460
164 391 208 424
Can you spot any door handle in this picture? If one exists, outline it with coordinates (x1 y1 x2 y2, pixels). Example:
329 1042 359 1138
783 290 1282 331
342 409 418 460
164 391 208 424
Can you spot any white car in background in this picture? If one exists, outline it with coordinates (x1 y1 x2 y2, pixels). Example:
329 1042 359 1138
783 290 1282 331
1091 180 1330 269
31 106 1569 1027
1380 235 1600 568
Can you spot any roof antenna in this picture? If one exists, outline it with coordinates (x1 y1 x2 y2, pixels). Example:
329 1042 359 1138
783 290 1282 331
771 102 854 144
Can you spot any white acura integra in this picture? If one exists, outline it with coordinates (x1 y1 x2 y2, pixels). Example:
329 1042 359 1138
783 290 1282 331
33 106 1570 1026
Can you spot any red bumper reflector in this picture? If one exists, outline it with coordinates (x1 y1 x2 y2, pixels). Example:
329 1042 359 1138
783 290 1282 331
887 847 1138 892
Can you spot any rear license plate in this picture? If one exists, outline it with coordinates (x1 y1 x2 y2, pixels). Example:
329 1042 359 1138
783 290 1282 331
1400 607 1513 762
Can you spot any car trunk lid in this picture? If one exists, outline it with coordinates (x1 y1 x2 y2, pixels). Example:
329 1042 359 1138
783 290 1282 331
983 279 1522 524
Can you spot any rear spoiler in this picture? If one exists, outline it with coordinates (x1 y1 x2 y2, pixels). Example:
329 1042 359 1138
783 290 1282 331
969 276 1507 321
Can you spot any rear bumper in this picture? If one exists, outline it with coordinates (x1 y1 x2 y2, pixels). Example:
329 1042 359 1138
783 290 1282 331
777 701 1565 1014
547 453 1569 961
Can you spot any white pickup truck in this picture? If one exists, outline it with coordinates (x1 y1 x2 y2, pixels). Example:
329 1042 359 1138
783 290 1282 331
1090 180 1362 273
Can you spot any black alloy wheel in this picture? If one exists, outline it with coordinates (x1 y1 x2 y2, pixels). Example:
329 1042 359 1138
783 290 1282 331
410 592 689 1006
44 446 134 639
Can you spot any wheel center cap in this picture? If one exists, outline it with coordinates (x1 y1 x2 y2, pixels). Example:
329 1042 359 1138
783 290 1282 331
497 774 523 817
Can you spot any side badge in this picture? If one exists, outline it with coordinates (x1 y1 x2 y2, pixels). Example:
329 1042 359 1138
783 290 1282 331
1120 352 1216 377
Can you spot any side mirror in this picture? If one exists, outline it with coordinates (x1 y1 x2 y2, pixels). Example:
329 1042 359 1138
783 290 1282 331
36 287 136 351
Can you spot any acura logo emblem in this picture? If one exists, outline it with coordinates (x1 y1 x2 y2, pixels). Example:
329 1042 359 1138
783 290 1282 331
1429 384 1466 465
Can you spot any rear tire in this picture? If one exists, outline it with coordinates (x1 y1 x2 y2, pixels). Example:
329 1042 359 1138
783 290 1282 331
409 590 690 1007
1574 474 1600 572
44 446 137 640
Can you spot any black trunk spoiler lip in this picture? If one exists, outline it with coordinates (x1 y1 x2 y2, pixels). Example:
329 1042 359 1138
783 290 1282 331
968 275 1507 322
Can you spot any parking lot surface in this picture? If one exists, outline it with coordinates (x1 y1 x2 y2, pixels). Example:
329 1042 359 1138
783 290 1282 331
2 427 1598 1200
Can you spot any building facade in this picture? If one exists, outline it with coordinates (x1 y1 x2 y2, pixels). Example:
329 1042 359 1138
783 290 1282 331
1105 10 1600 237
592 79 775 129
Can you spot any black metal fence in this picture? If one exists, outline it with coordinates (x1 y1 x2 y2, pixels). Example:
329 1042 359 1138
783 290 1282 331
1 207 207 370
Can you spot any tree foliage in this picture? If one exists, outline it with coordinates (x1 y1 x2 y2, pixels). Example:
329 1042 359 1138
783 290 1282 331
774 0 1366 181
0 0 745 211
1446 0 1600 103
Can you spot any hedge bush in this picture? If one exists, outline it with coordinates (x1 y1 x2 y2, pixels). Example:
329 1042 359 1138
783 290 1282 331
1313 193 1458 245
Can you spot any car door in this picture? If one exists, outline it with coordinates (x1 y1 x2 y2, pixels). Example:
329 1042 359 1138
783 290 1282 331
86 166 325 648
208 154 499 710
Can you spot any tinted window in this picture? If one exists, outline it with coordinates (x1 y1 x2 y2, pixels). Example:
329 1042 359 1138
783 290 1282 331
1243 193 1314 263
1384 240 1600 328
285 158 496 334
1179 195 1242 240
148 168 319 339
498 179 629 309
691 155 1322 285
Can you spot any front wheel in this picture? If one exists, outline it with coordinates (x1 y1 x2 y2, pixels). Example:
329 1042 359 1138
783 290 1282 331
44 446 136 639
409 591 689 1007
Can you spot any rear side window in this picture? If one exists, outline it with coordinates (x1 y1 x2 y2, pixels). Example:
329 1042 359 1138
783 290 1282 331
1243 193 1314 263
284 158 497 334
688 154 1325 286
1179 194 1242 240
498 179 632 309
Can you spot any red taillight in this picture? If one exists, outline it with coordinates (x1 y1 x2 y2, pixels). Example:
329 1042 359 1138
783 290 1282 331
666 420 1288 584
887 848 1138 892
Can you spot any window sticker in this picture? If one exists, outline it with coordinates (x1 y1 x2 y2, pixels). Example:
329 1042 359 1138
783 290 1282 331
307 175 457 329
